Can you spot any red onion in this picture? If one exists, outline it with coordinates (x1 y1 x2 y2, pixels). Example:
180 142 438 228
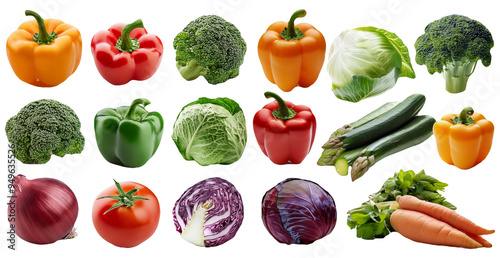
9 174 79 244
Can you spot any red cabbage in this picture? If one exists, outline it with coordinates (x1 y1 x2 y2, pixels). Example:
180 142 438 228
262 178 337 244
173 177 244 247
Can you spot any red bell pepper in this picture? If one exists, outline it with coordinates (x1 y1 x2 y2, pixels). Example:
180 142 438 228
91 19 163 85
253 92 316 164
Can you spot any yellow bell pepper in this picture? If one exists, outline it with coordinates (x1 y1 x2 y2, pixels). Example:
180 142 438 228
6 10 82 87
433 107 494 169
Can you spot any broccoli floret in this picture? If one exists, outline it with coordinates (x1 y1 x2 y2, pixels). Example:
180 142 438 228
415 14 494 93
173 15 247 84
5 99 85 164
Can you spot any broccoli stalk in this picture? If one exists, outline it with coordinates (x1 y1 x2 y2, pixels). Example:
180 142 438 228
443 57 477 93
173 15 247 85
415 14 493 94
176 60 207 81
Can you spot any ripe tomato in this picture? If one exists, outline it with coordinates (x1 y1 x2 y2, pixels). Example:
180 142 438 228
92 181 160 247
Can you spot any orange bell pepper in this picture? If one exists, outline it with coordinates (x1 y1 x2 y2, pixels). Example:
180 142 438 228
6 10 82 87
258 9 326 92
433 107 494 169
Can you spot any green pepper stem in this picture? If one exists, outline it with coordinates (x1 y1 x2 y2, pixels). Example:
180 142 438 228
25 10 57 45
286 9 307 38
125 98 151 120
117 19 144 52
459 107 474 124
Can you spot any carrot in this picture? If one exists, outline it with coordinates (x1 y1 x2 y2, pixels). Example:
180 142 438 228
390 209 483 248
467 233 492 248
397 195 495 235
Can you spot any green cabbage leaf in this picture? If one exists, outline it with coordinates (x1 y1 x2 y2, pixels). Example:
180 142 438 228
172 97 247 166
327 27 415 102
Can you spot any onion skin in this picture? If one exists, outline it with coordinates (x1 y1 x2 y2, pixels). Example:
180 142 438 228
262 178 337 244
10 175 78 245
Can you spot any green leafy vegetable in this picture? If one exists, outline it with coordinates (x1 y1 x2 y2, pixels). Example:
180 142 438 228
347 204 393 240
326 26 415 102
171 97 247 166
347 169 455 240
369 169 455 209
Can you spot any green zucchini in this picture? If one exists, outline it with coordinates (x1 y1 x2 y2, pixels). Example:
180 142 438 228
351 115 436 181
350 102 398 128
318 101 397 166
331 94 426 150
334 146 366 176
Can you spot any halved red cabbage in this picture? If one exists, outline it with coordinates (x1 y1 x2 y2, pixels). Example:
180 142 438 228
262 178 337 244
173 177 244 247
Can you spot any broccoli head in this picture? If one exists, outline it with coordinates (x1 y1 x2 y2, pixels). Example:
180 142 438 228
5 99 85 164
415 14 494 93
173 15 247 84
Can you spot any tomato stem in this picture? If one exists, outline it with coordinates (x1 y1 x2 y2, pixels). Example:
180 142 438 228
97 179 150 215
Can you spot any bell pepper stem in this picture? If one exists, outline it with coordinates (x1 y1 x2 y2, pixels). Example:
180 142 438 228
451 107 475 126
117 19 144 52
459 107 474 123
25 10 57 45
125 98 151 120
264 91 296 122
287 9 306 38
281 9 306 41
265 91 289 117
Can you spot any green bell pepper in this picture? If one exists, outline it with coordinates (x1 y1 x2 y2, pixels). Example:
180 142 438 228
94 98 164 168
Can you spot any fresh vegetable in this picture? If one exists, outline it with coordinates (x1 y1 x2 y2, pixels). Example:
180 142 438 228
346 202 394 240
5 99 85 164
415 14 494 93
257 9 326 92
320 94 425 164
172 97 247 166
94 98 164 168
91 19 163 85
173 15 247 84
92 180 160 248
173 177 244 247
397 195 495 236
333 146 366 176
370 170 455 209
326 26 415 102
253 92 316 164
318 101 397 166
350 115 436 181
391 209 484 248
10 175 78 244
434 107 494 169
347 169 455 239
262 178 337 244
6 10 82 87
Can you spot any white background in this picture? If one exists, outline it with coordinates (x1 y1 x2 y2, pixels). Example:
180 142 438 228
1 0 499 257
